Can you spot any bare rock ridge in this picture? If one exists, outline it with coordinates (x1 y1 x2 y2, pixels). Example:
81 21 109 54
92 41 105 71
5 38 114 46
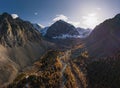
0 12 42 47
85 14 120 57
43 20 82 49
45 20 79 38
0 12 52 86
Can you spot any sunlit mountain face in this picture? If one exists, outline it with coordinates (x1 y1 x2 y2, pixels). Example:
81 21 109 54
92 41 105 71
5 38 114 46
0 0 120 88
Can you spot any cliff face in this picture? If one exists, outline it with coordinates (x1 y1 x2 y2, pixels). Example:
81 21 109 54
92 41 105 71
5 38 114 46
45 20 79 38
0 13 42 47
85 14 120 57
0 13 53 86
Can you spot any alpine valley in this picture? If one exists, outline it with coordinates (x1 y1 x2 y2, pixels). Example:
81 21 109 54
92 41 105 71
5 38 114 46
0 12 120 88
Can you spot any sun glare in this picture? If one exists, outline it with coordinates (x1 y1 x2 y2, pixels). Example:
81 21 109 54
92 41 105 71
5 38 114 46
83 13 98 29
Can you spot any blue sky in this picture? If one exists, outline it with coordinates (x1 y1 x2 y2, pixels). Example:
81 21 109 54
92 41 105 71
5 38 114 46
0 0 120 28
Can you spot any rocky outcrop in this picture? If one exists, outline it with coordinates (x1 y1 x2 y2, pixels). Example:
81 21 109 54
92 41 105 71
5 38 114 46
0 12 53 86
85 14 120 57
45 20 79 38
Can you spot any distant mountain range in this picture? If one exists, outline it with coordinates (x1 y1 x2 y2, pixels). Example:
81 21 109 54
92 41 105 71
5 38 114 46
45 20 80 38
34 20 91 39
33 20 91 49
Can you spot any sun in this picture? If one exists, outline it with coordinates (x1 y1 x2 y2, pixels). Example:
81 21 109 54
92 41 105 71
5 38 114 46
83 13 98 29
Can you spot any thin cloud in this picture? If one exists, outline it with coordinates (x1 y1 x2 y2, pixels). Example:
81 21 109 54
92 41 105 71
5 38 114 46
53 14 68 22
68 21 80 27
82 13 98 29
34 12 38 15
53 14 80 27
89 13 97 16
96 7 101 10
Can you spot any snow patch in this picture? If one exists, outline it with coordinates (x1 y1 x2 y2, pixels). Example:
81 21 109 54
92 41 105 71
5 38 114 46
40 27 49 36
33 23 48 36
11 14 19 19
37 23 45 28
33 24 42 32
53 14 68 22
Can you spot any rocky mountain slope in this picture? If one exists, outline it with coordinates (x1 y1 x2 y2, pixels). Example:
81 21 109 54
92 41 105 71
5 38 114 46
76 28 91 38
33 23 43 32
8 46 120 88
85 14 120 57
45 20 80 39
33 20 91 50
8 50 88 88
0 12 53 87
37 20 83 49
36 21 91 39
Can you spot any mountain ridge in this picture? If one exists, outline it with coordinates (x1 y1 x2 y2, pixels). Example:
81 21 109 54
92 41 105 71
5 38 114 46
0 12 42 47
45 20 80 38
0 12 53 86
85 13 120 57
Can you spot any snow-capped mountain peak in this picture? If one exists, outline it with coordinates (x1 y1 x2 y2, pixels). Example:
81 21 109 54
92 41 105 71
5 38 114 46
33 20 92 39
